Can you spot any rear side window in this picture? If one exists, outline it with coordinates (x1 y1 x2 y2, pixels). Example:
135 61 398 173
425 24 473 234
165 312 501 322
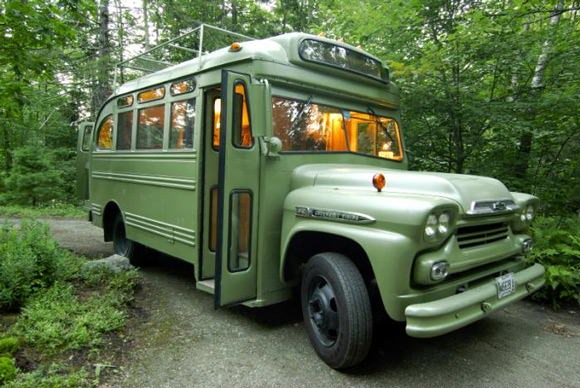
137 104 164 149
96 115 113 150
81 124 93 151
117 111 133 150
170 99 195 149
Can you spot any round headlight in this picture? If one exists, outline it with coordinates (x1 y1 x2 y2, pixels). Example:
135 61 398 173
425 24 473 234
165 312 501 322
525 205 535 222
438 212 451 234
425 214 438 239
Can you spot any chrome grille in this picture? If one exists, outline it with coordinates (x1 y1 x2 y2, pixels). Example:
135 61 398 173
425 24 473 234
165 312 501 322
456 222 509 249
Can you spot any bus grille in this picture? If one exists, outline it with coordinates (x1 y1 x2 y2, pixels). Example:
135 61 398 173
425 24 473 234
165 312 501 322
456 222 509 249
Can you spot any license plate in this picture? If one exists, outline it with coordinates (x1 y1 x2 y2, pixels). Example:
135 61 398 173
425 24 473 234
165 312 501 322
495 273 516 299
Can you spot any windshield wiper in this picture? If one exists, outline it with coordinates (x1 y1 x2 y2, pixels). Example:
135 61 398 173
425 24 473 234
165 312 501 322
367 106 395 144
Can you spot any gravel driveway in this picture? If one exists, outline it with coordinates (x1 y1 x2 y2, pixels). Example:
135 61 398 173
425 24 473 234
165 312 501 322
12 218 580 388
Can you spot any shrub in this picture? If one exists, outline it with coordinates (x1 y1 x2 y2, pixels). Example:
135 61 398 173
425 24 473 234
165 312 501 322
0 356 17 385
13 283 128 354
5 365 89 388
528 216 580 307
0 337 20 355
0 222 62 311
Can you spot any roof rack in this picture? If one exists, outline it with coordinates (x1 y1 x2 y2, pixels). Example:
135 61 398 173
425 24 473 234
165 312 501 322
113 23 254 87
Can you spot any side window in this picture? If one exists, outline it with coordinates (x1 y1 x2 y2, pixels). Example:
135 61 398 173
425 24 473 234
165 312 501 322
170 99 195 149
116 111 133 150
212 97 221 150
137 105 164 150
96 115 113 150
233 83 253 148
81 124 93 151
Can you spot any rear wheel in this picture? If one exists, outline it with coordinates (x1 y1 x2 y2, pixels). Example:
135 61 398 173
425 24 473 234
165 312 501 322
112 214 146 265
301 252 373 369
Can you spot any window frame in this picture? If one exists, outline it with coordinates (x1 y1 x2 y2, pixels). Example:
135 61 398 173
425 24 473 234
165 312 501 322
271 93 404 163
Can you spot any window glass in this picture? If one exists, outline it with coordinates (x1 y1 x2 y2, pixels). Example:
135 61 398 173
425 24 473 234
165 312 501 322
272 96 403 161
209 187 218 252
117 95 134 108
96 115 113 150
171 79 196 95
299 39 388 82
81 124 93 151
229 191 252 272
212 97 221 150
137 104 164 149
138 86 165 103
170 99 195 149
116 111 133 150
233 83 253 148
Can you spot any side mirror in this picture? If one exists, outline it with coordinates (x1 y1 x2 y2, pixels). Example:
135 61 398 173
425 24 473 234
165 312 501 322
260 136 282 158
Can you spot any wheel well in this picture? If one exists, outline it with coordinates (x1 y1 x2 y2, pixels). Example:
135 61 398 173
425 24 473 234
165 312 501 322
283 231 375 286
102 202 121 242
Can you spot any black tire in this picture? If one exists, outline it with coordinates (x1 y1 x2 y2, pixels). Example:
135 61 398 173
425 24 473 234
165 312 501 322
112 214 146 266
301 252 373 370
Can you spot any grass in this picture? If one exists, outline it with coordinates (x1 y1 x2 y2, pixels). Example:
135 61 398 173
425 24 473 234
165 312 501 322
0 221 140 386
0 204 85 219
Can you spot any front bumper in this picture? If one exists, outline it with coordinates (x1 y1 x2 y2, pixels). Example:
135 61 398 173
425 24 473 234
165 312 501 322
405 263 545 338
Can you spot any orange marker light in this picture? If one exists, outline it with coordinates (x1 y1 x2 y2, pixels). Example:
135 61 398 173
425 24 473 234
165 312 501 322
230 42 242 52
372 173 386 192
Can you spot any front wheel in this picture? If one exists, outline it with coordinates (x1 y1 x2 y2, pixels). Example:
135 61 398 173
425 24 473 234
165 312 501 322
112 214 146 265
301 252 373 370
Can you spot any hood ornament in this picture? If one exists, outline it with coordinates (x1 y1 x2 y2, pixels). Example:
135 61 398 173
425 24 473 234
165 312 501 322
467 199 519 216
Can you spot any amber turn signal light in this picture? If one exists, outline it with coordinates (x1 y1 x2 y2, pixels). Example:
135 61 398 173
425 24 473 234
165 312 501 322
229 42 242 52
372 173 386 192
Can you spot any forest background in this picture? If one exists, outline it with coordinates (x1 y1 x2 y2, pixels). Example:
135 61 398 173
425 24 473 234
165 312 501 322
0 0 578 304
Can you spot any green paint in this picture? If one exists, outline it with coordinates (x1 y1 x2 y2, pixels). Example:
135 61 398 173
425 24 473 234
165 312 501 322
79 32 544 338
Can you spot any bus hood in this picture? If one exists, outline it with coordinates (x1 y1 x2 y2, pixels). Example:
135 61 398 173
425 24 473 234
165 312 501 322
291 164 514 214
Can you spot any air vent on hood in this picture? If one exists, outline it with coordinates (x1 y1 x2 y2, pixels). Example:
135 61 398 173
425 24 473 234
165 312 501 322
457 222 509 249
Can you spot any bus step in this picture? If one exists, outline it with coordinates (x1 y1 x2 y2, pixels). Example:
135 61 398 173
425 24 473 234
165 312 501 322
196 279 215 294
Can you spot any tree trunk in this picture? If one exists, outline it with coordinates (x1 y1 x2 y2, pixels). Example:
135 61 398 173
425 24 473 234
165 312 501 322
93 0 111 112
514 1 564 180
143 0 150 49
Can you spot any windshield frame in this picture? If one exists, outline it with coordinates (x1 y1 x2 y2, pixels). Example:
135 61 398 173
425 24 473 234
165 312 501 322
271 93 404 163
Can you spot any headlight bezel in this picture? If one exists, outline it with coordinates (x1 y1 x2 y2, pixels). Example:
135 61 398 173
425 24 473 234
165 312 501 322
423 208 455 242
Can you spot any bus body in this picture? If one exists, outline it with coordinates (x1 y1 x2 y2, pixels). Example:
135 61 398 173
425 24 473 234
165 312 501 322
78 32 544 369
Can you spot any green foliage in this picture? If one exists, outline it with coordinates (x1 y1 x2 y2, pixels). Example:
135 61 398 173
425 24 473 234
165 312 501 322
0 221 63 311
3 147 65 207
0 337 20 356
12 283 128 354
0 356 18 385
528 216 580 306
0 204 84 218
5 365 90 388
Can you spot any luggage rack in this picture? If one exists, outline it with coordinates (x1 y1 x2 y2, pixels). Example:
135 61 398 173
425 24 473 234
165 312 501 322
113 23 254 86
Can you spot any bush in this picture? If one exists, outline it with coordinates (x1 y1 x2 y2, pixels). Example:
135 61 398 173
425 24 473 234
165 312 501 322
528 216 580 307
13 282 129 354
0 222 62 311
0 356 17 385
0 337 20 355
5 365 89 388
3 147 65 207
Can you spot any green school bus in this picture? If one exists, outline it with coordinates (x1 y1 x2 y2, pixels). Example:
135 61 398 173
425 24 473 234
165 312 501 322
77 32 545 369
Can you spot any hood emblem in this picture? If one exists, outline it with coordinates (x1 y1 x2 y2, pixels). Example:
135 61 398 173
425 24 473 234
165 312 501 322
467 199 519 216
295 206 375 224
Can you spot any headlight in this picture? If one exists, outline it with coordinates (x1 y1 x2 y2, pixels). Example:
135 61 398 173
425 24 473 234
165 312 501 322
520 205 535 223
424 210 453 241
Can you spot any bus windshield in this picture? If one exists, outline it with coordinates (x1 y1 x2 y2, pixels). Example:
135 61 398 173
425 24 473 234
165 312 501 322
272 96 403 161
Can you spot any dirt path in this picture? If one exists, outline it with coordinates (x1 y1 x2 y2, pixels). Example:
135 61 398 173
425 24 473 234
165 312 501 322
16 218 580 387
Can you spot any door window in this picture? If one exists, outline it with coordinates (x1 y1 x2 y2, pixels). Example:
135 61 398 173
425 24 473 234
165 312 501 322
233 83 253 148
228 191 252 272
81 124 93 151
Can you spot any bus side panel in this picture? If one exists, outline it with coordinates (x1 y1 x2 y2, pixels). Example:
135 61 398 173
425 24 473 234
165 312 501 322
91 152 198 263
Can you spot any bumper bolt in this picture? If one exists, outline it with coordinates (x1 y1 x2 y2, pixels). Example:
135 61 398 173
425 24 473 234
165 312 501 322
481 302 492 313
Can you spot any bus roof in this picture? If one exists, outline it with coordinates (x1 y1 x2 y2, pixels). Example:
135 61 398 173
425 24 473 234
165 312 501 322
114 33 389 97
